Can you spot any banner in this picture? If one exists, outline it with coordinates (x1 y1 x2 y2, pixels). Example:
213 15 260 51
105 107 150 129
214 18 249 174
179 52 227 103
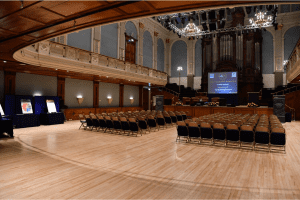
46 100 57 113
21 99 33 114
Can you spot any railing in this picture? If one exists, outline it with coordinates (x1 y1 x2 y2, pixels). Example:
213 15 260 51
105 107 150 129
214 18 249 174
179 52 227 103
286 36 300 83
154 86 180 97
272 85 300 96
285 104 296 121
13 41 168 85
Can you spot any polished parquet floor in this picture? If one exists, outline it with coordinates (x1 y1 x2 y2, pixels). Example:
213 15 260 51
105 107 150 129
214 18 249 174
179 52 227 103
1 120 300 199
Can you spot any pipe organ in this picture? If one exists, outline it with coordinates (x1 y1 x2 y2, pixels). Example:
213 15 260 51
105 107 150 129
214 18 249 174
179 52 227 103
201 29 263 105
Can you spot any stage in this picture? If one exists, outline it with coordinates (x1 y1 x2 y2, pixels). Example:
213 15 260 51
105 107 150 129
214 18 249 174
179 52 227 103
164 105 273 118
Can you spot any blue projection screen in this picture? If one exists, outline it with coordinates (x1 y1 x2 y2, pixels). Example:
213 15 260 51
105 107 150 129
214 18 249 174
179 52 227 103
208 72 238 94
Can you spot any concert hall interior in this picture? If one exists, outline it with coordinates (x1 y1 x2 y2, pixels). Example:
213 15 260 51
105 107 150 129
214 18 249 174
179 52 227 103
0 1 300 199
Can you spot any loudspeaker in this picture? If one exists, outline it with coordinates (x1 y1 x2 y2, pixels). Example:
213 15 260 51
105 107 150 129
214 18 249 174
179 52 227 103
219 98 227 106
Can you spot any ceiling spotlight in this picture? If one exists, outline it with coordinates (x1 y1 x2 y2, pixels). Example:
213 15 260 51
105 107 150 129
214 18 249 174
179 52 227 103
20 1 23 9
3 61 7 63
67 70 69 72
55 69 58 70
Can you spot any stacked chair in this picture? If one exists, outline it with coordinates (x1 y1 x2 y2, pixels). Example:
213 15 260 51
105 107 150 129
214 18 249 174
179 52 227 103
175 112 286 152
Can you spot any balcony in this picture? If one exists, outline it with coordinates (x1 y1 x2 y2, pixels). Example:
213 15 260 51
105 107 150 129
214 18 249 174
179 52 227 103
286 37 300 83
13 41 168 85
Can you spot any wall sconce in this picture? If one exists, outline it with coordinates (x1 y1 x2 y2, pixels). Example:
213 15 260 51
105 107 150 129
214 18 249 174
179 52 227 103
77 95 84 105
130 97 134 105
107 96 113 105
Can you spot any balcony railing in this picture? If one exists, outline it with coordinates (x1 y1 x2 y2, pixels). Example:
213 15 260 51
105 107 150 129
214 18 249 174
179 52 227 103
286 37 300 83
13 41 168 85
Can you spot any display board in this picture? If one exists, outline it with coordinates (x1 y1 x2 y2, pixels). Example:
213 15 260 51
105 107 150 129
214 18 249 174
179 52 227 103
0 104 5 116
46 100 57 113
21 99 33 114
208 72 238 94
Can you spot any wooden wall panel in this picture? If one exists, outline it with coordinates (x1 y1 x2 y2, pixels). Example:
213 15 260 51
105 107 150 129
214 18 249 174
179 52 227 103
119 84 124 107
139 85 143 107
194 107 212 117
64 107 143 120
212 107 234 114
4 71 16 95
57 77 65 104
285 90 300 120
93 81 99 108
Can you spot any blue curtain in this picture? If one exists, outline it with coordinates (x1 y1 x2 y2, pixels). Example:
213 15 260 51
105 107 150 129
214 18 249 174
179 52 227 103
4 95 15 116
34 96 46 114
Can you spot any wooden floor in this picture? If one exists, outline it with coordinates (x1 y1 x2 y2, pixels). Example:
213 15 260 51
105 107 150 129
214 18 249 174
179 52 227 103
1 121 300 199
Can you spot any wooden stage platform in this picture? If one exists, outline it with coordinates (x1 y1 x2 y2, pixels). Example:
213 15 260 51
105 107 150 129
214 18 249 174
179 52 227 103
164 105 273 118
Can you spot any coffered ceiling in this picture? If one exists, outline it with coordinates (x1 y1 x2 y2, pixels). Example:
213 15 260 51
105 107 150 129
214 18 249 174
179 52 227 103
0 1 296 85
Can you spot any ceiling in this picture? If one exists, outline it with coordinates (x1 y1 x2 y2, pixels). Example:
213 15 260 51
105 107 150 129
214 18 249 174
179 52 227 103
0 1 298 85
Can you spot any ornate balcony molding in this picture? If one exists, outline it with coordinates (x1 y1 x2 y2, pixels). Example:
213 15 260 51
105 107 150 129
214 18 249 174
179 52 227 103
13 41 167 85
286 38 300 83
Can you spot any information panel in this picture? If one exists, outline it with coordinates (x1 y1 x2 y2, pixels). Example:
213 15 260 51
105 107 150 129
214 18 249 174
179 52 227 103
21 99 33 114
208 72 238 94
46 100 57 113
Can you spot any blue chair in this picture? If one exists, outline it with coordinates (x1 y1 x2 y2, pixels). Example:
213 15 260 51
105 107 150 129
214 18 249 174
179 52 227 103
138 117 149 134
84 115 94 131
104 116 114 133
176 121 189 142
157 114 166 130
270 127 286 151
78 114 87 130
91 115 100 131
213 123 226 146
120 117 130 135
200 122 213 144
240 125 254 149
147 115 158 132
255 126 270 150
96 114 107 132
129 117 141 136
188 122 200 143
112 116 122 134
226 124 240 146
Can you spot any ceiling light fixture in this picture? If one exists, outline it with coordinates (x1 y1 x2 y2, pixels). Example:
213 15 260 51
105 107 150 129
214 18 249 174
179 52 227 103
158 6 276 38
3 61 7 63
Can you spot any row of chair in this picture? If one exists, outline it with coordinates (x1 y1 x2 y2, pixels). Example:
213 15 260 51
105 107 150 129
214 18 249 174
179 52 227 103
78 110 185 136
176 113 286 151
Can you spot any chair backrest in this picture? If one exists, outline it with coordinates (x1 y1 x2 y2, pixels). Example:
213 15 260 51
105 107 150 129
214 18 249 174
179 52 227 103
184 119 191 124
79 114 85 119
227 124 239 130
147 115 155 119
97 115 104 120
200 122 211 128
188 122 198 127
272 127 285 134
213 123 224 129
85 115 90 119
128 118 136 122
157 114 164 119
240 125 253 131
104 116 111 120
177 121 186 126
91 115 97 119
256 126 269 133
112 116 119 121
